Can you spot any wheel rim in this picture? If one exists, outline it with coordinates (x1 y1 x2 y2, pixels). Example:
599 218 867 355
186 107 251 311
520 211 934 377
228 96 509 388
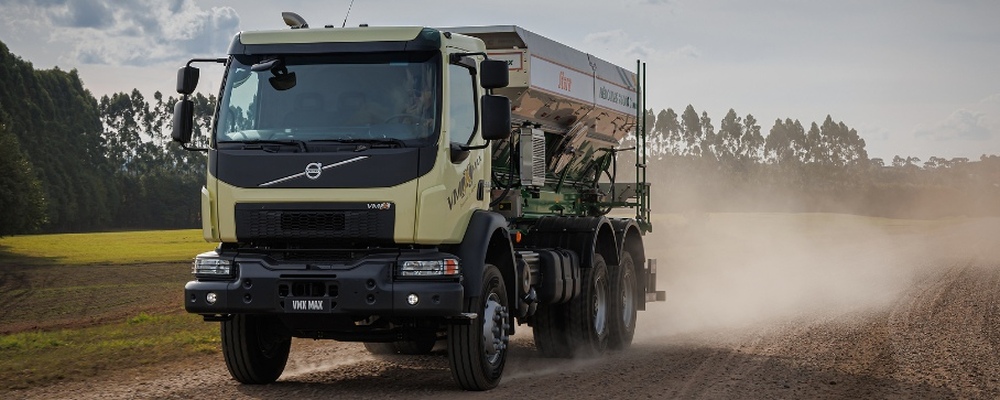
593 274 608 335
621 268 636 330
481 292 508 365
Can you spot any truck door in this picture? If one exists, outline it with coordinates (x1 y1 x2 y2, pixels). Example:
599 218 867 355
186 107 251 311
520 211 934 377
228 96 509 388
443 60 489 214
413 59 491 243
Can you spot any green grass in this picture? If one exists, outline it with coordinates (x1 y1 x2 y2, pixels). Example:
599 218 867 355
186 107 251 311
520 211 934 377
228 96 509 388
0 229 220 391
0 229 213 265
0 313 219 391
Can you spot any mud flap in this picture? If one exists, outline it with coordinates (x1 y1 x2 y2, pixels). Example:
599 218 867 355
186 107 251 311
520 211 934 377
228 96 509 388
644 258 666 303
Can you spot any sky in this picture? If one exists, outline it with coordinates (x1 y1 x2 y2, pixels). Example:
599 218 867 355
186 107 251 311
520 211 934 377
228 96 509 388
1 0 998 161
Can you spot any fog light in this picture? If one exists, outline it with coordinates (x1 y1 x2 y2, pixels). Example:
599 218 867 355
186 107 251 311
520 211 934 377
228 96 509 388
206 292 217 305
407 293 419 305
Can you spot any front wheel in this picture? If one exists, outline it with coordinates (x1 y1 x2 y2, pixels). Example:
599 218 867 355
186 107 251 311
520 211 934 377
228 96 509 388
221 314 292 384
448 264 509 390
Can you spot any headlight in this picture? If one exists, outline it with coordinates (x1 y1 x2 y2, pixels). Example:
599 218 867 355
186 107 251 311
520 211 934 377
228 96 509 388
192 253 234 278
397 259 460 277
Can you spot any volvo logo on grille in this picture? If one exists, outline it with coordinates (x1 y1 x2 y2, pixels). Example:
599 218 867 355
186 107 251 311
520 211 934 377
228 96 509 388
305 162 323 180
258 156 369 187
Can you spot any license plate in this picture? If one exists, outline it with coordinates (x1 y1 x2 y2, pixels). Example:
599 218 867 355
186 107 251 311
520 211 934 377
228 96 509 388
286 298 330 313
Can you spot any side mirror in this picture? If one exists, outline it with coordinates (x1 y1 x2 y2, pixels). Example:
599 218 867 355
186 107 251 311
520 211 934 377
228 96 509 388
176 65 200 95
480 60 509 89
481 95 511 141
172 99 194 143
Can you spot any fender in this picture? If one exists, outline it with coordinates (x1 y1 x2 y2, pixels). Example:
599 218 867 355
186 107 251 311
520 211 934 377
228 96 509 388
610 218 645 263
521 216 619 268
445 210 516 309
611 217 649 310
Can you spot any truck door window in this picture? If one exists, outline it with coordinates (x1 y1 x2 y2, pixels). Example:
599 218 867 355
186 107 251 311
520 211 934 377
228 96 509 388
447 63 477 145
219 66 259 136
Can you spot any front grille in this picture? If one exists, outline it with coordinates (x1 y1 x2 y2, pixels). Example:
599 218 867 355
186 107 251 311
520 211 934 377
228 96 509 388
282 212 346 232
235 203 393 242
275 250 357 262
278 281 339 298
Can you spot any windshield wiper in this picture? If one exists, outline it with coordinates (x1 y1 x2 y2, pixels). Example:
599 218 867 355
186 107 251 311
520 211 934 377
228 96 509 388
220 139 308 153
309 138 406 151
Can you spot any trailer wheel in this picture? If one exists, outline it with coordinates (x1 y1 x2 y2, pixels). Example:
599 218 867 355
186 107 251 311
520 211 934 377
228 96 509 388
569 254 610 356
448 264 509 390
531 302 572 357
609 251 637 350
221 314 291 384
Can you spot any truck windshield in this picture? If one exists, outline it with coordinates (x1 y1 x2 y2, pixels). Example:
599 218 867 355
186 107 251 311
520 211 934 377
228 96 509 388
216 51 440 147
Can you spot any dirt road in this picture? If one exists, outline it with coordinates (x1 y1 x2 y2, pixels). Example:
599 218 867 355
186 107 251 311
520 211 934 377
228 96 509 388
13 214 1000 399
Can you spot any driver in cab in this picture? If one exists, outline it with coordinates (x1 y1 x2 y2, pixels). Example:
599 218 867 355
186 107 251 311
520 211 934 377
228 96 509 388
335 91 382 125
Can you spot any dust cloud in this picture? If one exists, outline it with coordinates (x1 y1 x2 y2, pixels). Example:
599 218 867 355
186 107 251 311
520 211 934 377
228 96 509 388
280 341 374 378
633 211 1000 342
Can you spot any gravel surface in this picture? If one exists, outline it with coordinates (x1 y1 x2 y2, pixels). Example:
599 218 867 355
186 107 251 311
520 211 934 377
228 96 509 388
11 216 1000 399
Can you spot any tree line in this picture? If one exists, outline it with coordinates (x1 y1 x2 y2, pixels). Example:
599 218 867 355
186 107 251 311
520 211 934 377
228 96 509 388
0 41 212 235
630 106 1000 218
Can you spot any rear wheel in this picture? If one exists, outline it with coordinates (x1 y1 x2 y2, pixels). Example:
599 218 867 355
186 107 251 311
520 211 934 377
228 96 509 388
568 254 610 356
448 264 509 390
221 314 291 384
532 302 572 357
609 251 638 350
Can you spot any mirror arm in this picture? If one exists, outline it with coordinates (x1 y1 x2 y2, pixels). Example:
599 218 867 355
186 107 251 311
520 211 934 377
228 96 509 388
187 57 228 68
180 142 208 152
449 52 490 64
459 140 490 151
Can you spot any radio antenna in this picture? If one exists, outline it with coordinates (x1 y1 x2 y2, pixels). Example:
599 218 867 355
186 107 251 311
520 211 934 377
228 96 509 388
341 0 356 28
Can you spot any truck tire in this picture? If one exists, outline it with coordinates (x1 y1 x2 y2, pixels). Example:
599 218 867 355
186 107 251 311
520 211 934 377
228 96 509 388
568 254 610 356
609 251 637 350
221 314 291 384
448 264 509 390
531 302 572 357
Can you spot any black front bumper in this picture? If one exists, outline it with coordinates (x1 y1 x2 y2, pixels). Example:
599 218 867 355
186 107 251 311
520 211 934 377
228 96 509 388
185 251 465 318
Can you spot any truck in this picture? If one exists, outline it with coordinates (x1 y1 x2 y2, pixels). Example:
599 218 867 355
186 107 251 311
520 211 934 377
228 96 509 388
171 12 663 391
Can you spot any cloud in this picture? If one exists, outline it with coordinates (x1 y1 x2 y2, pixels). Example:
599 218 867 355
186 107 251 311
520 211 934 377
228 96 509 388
50 0 114 29
914 109 993 141
635 0 678 7
584 30 628 46
914 93 1000 142
667 44 701 59
4 0 239 66
583 29 692 65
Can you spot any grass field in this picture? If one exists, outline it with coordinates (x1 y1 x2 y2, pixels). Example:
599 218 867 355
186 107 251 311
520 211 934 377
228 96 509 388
0 229 217 391
0 229 212 265
0 314 218 390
